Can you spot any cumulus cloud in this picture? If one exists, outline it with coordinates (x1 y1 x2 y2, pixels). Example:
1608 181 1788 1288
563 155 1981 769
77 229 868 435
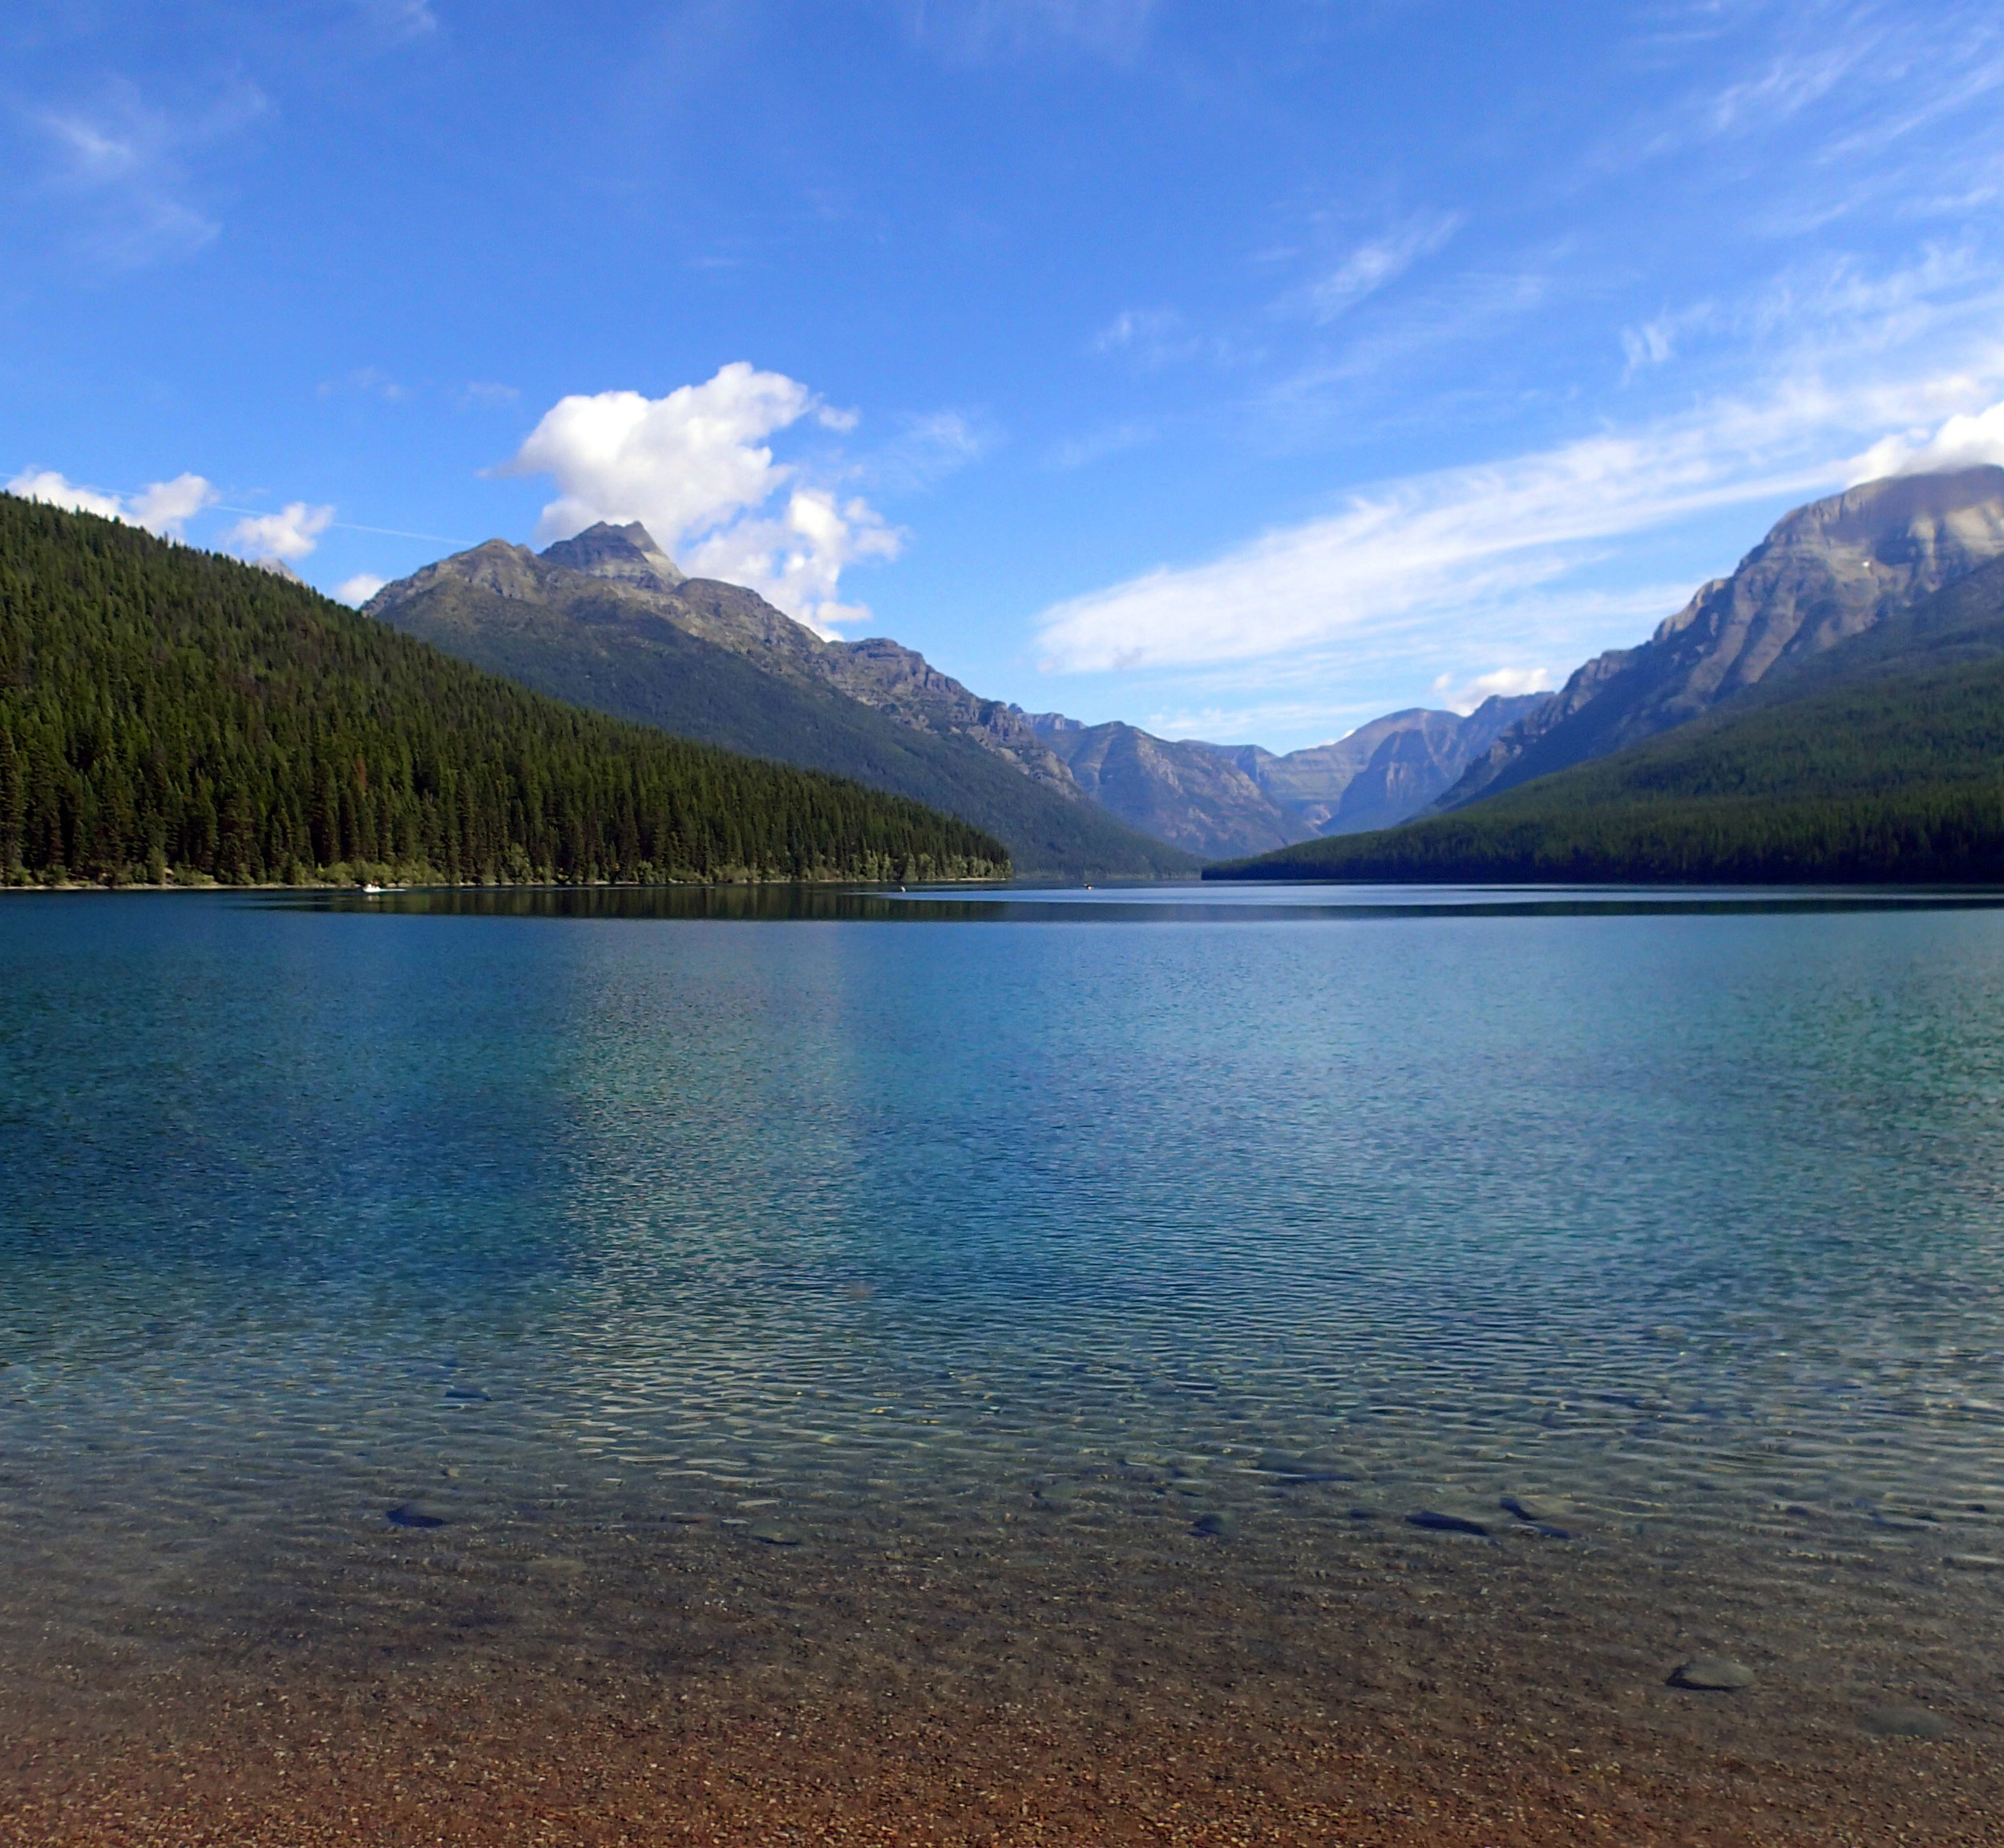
502 362 901 633
7 467 217 536
227 502 334 563
129 473 221 534
7 468 125 521
1430 666 1557 715
336 573 389 606
1848 398 2004 481
1033 365 2004 675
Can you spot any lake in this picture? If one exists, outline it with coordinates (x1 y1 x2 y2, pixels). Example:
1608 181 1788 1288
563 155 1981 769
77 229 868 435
2 884 2000 1844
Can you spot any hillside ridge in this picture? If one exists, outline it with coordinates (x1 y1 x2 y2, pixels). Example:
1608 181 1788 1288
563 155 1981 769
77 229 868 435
0 495 1008 888
1434 466 2004 811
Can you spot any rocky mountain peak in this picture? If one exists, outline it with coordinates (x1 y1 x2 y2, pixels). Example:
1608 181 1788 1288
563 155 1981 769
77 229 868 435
364 538 543 613
1767 463 2004 565
1436 464 2004 811
539 520 685 592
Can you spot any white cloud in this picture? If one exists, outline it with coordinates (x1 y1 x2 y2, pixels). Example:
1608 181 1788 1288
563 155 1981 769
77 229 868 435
682 490 901 634
1848 398 2004 482
8 469 124 521
1285 213 1463 324
228 502 334 563
502 362 902 633
7 467 217 537
1430 666 1557 715
129 473 220 535
1033 363 2004 675
336 573 389 606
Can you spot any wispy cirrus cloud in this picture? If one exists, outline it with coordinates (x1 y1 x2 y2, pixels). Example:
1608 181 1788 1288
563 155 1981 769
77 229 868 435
859 409 993 495
23 76 266 268
1049 419 1158 471
1279 212 1464 325
905 0 1157 63
355 0 439 42
1094 305 1201 367
1033 360 2004 677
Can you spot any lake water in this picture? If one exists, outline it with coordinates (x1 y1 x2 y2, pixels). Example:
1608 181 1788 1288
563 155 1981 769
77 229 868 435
3 885 2002 1843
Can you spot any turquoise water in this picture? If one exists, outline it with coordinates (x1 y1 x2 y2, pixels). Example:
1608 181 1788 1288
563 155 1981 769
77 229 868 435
3 884 2002 1777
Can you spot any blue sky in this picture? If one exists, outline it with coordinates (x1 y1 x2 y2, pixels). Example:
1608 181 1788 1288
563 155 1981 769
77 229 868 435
6 1 2004 752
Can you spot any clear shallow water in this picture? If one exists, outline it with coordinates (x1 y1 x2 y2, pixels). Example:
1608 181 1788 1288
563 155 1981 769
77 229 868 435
4 884 2004 1815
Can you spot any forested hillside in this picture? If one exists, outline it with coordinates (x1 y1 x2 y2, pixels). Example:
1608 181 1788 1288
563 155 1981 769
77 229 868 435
0 496 1009 887
1210 577 2004 884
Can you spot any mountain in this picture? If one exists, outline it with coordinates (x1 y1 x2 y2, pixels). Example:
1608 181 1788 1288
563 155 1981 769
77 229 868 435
1210 552 2004 885
366 526 1196 880
1435 466 2004 811
0 494 1008 888
1017 696 1546 859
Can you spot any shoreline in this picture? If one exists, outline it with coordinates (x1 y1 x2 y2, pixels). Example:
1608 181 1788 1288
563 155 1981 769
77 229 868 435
6 1509 1996 1848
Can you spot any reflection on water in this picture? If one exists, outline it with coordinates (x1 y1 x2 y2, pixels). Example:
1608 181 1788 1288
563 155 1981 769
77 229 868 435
3 887 2003 1833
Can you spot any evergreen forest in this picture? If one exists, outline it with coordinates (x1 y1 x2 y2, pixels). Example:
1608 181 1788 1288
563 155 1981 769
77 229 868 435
1212 625 2004 884
0 495 1009 887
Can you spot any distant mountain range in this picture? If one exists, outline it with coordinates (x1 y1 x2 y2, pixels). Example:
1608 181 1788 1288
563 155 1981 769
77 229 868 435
1432 466 2004 811
366 521 1536 867
367 526 1195 879
363 463 2004 883
1019 698 1544 859
1216 467 2004 884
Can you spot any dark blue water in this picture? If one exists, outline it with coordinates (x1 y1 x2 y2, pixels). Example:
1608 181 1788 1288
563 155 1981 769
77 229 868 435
3 884 2002 1778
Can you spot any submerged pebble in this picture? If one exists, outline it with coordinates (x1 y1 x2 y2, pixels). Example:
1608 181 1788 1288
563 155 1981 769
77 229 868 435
1669 1657 1755 1691
1860 1705 1953 1739
1500 1494 1570 1526
1407 1509 1489 1537
1258 1450 1352 1482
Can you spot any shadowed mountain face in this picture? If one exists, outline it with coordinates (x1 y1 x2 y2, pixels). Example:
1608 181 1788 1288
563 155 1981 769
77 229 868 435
1021 697 1547 859
1436 466 2004 811
364 527 1197 880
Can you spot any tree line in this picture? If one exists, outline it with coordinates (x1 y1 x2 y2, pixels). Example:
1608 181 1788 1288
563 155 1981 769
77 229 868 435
1213 646 2004 884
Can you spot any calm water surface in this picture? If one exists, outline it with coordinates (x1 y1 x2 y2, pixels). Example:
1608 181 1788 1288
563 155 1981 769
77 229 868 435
3 884 2002 1824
